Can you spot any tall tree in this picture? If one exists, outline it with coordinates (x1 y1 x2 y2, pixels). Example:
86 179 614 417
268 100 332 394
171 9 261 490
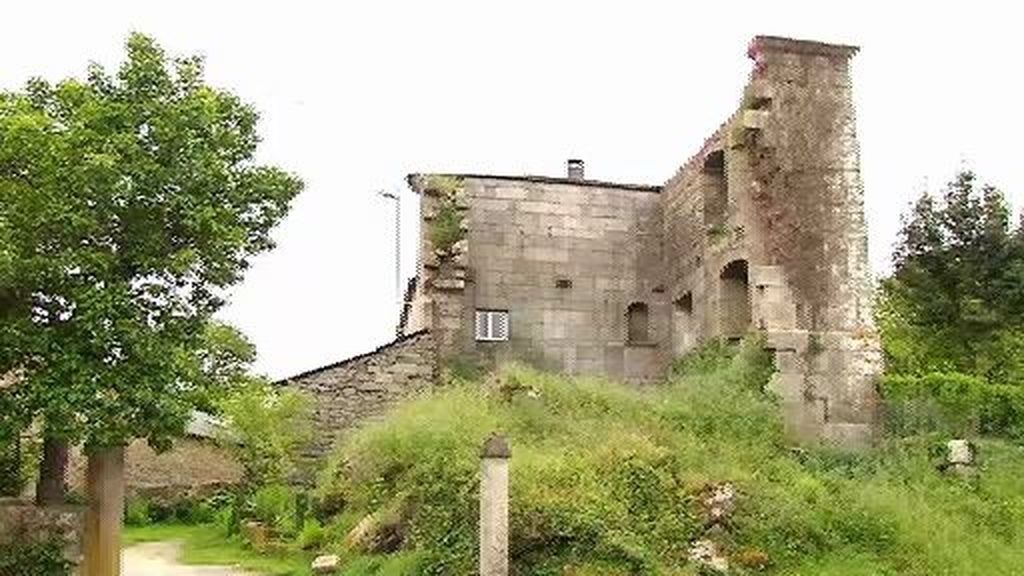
880 170 1023 383
0 34 302 498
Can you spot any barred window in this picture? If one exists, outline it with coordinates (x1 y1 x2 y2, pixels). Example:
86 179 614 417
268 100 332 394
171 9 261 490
475 310 509 341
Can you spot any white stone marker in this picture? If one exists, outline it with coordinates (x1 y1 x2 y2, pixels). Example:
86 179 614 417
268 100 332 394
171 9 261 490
479 434 510 576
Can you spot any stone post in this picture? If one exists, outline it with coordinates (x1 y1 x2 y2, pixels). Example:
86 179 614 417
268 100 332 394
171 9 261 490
479 435 510 576
81 446 125 576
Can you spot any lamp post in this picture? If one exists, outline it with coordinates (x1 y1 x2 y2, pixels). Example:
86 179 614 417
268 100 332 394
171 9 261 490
378 189 401 336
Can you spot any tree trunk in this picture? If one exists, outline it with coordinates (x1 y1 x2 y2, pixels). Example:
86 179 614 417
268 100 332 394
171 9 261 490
36 436 69 505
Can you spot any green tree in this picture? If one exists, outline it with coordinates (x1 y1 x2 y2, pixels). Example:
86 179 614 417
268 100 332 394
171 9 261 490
218 379 313 487
880 170 1024 383
0 33 301 494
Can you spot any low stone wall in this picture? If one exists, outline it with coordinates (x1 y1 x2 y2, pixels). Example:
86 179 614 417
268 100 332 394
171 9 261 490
0 497 84 568
282 330 436 460
68 437 243 502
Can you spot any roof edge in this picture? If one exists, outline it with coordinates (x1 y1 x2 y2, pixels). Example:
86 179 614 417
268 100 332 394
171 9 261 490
748 35 859 59
275 329 430 384
407 173 661 193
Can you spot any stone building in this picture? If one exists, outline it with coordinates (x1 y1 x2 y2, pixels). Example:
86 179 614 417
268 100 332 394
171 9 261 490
67 412 243 502
285 35 882 450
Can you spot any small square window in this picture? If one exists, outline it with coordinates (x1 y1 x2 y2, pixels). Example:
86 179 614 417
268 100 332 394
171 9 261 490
475 310 509 341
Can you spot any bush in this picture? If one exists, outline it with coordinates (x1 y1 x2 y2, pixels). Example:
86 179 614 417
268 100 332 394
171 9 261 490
0 435 23 497
124 498 152 526
314 339 1024 575
249 484 297 534
124 492 227 526
317 339 780 573
880 372 1024 439
297 519 326 550
0 538 71 576
425 175 465 255
218 379 313 487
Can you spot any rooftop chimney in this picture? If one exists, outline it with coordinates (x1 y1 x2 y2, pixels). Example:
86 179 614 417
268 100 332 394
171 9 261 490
567 159 585 181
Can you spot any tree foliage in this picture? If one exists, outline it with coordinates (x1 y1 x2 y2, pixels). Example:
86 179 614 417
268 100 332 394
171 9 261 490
218 379 313 487
0 33 301 449
879 170 1024 383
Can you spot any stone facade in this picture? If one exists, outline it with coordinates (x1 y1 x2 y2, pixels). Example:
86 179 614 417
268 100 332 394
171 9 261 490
281 330 436 458
406 36 882 446
409 175 667 382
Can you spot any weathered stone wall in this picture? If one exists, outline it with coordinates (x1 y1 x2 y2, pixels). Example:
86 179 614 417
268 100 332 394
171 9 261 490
413 176 668 382
68 437 242 501
660 36 882 445
404 36 882 447
0 498 84 568
282 330 436 459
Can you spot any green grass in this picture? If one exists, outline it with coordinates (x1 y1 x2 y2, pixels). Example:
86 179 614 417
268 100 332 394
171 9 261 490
311 339 1024 575
123 523 313 575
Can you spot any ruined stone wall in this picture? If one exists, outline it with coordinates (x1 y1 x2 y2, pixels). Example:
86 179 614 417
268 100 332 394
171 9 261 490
415 176 668 382
282 330 435 458
404 36 882 447
660 36 882 446
0 498 83 568
68 438 242 501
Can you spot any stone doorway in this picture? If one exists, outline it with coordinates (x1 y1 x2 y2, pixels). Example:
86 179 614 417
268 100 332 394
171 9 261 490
719 259 751 339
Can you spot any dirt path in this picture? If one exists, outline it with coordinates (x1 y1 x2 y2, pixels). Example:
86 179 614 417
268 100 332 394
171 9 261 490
122 541 256 576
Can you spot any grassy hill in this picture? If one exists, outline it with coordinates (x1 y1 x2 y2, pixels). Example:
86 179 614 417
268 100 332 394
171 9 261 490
314 341 1024 575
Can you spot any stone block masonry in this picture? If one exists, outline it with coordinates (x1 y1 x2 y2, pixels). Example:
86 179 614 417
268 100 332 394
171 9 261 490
402 35 882 448
281 330 436 460
279 35 881 451
68 437 243 502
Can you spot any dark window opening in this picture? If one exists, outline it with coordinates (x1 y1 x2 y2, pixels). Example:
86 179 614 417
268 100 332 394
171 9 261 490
719 260 751 339
626 302 650 344
702 150 728 230
674 292 693 315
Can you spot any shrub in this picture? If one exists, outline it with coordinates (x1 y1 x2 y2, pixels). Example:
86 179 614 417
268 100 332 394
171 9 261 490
425 175 465 256
218 379 313 487
880 372 1024 439
249 484 297 534
0 435 23 497
0 538 71 576
317 339 781 573
124 498 152 526
314 339 1024 575
297 519 326 550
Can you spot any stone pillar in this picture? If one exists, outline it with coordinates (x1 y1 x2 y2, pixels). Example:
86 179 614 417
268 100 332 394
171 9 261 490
81 446 125 576
479 435 510 576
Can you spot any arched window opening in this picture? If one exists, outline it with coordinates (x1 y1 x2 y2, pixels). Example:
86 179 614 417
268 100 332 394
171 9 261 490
674 292 693 315
673 292 695 355
627 302 650 344
719 260 751 340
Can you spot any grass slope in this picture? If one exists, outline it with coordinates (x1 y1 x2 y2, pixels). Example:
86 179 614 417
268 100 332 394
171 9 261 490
315 341 1024 575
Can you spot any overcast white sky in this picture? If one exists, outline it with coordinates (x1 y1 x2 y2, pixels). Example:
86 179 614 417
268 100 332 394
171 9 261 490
3 1 1021 378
